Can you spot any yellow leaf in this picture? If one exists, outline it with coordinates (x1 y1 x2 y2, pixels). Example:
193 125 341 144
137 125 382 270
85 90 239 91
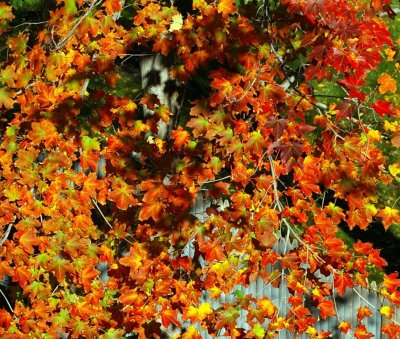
182 326 201 339
183 302 212 322
377 73 397 94
169 14 183 32
198 302 213 320
380 305 393 319
217 0 236 17
367 129 380 142
384 120 398 132
389 163 400 177
385 48 396 61
209 286 222 299
257 298 276 318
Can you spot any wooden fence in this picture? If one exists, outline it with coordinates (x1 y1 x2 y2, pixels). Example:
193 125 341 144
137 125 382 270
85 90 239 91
166 195 400 338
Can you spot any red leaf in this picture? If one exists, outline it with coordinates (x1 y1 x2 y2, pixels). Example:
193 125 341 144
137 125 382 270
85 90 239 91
372 101 395 116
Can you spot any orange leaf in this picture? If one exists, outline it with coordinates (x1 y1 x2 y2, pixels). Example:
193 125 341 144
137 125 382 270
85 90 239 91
16 230 40 254
338 321 351 334
256 298 277 318
334 273 353 296
378 206 400 229
108 177 138 210
73 214 93 230
354 324 373 339
161 308 181 328
383 272 400 293
217 0 236 17
380 305 394 319
357 306 372 323
377 73 397 94
139 201 165 222
49 256 73 283
183 303 213 322
199 240 225 262
13 266 32 288
172 127 190 150
0 309 12 330
317 299 336 319
81 265 100 293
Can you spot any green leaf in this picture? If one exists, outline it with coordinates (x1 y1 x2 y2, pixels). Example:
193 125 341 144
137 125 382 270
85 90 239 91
53 309 70 327
65 0 78 15
82 135 100 152
253 323 265 338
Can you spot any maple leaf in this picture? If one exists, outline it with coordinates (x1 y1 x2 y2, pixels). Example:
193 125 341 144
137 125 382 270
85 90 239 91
0 87 14 109
357 306 372 323
0 309 12 330
354 324 373 339
334 272 353 296
215 307 240 330
377 73 397 94
73 214 93 230
244 131 266 156
104 0 122 16
13 266 32 288
251 323 265 338
199 239 225 262
217 0 235 17
380 305 394 319
161 308 181 328
0 3 13 20
108 177 138 210
183 303 213 322
15 230 40 254
317 299 336 319
172 127 190 150
49 256 74 283
338 321 351 334
80 265 100 293
378 207 400 229
383 272 400 293
181 327 202 339
256 298 277 318
139 201 165 222
372 100 396 117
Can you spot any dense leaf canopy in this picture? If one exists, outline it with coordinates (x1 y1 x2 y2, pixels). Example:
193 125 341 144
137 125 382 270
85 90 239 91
0 0 400 338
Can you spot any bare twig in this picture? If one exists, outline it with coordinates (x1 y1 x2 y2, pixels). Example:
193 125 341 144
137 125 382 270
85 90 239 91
56 0 101 50
91 198 113 229
0 224 13 247
0 288 15 315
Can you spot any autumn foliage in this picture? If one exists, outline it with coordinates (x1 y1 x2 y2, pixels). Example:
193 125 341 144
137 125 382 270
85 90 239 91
0 0 400 337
